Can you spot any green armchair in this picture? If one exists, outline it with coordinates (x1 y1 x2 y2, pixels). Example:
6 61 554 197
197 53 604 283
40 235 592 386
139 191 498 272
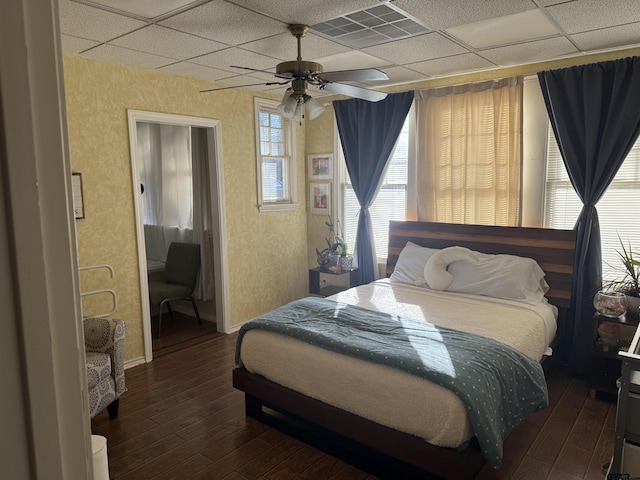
84 317 126 419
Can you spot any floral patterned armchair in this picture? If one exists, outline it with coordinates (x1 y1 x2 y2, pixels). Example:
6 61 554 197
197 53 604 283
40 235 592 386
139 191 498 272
83 317 126 419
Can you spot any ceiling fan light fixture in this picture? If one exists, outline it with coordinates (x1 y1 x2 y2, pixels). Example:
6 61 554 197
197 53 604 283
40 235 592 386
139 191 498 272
304 95 325 120
292 103 304 122
278 90 298 119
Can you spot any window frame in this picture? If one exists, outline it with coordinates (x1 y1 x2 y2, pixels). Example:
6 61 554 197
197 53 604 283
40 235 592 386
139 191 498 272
254 97 298 212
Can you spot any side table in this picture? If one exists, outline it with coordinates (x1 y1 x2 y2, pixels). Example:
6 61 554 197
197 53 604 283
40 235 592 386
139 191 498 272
589 312 640 397
308 267 358 297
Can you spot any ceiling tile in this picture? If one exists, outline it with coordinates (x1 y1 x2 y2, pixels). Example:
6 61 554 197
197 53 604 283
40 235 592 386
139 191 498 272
241 32 350 62
189 47 282 73
536 0 571 5
445 9 559 49
58 0 640 97
61 34 101 54
159 1 285 45
212 74 271 88
480 37 579 67
407 53 497 77
80 44 176 69
394 0 536 30
159 61 235 81
362 32 467 65
570 22 640 52
225 0 381 26
110 25 228 60
58 0 148 42
546 0 640 34
77 0 203 19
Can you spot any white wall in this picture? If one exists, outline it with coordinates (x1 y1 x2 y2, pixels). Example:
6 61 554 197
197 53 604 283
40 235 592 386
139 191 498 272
522 75 551 227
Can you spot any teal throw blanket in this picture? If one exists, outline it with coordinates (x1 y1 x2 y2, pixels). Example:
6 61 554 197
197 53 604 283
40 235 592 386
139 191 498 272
236 297 548 468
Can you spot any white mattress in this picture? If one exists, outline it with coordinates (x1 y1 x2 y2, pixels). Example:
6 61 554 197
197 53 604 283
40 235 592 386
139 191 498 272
239 279 557 448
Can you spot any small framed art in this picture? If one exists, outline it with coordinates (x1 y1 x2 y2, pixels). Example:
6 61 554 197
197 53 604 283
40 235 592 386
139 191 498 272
308 153 333 180
310 182 331 215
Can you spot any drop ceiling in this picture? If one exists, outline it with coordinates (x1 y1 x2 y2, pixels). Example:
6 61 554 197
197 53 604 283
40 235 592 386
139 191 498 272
59 0 640 98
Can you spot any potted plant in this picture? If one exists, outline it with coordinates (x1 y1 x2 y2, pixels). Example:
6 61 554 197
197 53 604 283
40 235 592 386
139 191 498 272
316 216 352 273
604 236 640 315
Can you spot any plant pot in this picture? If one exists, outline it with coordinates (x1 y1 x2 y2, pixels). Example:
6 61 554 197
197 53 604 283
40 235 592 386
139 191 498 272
339 255 353 273
321 253 341 273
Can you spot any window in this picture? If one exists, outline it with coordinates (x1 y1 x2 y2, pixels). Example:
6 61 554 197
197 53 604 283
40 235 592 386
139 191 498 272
544 131 640 280
254 98 297 211
339 117 410 260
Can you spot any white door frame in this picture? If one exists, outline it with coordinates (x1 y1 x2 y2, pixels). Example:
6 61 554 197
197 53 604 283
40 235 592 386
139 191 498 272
127 110 230 362
2 0 92 477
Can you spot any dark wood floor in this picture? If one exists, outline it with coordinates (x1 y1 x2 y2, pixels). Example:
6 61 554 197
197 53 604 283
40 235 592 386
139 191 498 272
150 311 220 357
92 328 615 480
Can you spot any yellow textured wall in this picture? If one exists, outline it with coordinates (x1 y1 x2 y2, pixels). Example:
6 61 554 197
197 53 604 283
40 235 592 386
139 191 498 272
304 103 337 268
63 56 308 362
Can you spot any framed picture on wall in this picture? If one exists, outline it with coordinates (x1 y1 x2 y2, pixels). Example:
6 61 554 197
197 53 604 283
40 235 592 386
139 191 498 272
308 153 333 180
310 182 331 215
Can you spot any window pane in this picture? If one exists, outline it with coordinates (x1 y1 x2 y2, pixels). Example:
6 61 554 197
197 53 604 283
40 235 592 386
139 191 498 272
259 111 269 127
341 116 410 259
262 157 288 202
256 100 294 208
343 185 407 258
544 130 640 282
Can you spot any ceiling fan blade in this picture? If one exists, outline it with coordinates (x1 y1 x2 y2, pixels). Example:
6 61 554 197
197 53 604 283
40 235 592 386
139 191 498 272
320 83 387 102
318 68 389 83
200 80 290 93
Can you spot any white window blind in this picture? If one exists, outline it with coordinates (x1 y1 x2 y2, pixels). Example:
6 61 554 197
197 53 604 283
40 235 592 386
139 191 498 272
544 130 640 280
340 117 409 260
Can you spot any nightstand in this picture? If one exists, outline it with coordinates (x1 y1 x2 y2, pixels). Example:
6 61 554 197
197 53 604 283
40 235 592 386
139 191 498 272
308 267 358 297
589 312 640 397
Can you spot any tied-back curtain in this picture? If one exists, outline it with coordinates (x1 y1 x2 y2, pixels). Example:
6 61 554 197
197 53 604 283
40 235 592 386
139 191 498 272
538 57 640 373
138 122 194 262
415 77 523 226
334 91 414 286
191 127 215 301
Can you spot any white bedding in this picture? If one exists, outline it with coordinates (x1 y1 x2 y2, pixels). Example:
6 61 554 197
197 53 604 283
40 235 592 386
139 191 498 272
238 279 557 448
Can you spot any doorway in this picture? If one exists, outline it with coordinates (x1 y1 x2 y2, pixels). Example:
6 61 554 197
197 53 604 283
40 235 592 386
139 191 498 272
127 110 230 362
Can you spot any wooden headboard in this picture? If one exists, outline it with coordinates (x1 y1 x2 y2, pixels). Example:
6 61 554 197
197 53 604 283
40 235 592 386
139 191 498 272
386 221 576 309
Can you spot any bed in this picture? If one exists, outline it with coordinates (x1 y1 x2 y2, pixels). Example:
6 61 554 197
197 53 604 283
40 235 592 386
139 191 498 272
233 221 576 479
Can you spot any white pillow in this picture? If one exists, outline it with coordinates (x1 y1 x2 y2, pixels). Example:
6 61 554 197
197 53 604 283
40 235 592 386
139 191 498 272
447 252 548 304
389 242 438 287
424 246 479 290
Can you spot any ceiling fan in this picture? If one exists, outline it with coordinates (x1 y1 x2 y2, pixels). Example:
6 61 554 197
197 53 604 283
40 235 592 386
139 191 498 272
200 24 389 120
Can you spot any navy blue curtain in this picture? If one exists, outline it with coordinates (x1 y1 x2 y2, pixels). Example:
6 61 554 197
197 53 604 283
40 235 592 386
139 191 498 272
538 56 640 373
334 91 414 285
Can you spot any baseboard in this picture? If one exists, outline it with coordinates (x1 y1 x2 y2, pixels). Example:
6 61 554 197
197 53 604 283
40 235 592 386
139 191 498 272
124 356 146 369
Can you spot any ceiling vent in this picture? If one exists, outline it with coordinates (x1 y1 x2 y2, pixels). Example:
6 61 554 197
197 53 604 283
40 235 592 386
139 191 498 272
310 2 431 49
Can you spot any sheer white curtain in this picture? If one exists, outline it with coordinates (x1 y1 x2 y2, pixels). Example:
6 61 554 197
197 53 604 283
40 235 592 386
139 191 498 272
138 122 194 262
415 77 523 226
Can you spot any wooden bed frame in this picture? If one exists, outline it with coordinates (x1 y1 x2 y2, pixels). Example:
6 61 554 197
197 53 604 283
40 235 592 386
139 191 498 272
233 221 577 479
